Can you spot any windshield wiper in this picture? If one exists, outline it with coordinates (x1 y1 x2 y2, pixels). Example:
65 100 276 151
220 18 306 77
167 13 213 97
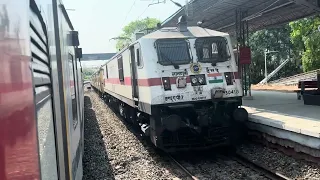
159 51 180 69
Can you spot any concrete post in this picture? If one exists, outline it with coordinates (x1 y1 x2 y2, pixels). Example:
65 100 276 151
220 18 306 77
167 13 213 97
264 51 267 82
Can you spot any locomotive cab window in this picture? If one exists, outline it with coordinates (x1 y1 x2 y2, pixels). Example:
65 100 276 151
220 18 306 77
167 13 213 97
195 37 230 64
118 56 124 81
155 39 191 66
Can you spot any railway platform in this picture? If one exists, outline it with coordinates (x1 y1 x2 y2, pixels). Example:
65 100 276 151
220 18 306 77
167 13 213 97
242 91 320 157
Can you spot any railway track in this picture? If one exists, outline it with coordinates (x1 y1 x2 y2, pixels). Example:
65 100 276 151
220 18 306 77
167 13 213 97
96 91 292 180
167 153 200 180
233 152 292 180
167 150 292 180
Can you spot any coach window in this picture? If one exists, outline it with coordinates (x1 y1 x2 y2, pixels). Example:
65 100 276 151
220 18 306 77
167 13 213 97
118 56 124 81
69 53 78 129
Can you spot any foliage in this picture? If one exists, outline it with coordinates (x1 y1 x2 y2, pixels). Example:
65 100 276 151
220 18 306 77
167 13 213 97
248 16 320 83
82 68 96 80
289 15 320 72
116 17 161 51
248 24 301 84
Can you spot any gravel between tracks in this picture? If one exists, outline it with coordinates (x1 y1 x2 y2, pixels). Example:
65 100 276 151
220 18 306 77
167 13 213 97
238 143 320 180
176 153 269 180
83 91 185 180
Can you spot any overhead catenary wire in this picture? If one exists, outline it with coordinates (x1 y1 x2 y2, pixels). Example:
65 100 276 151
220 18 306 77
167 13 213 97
138 0 183 20
137 0 163 20
121 0 138 27
137 5 149 20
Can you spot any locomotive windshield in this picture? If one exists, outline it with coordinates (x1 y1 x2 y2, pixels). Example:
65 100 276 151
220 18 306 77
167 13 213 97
155 39 191 66
195 37 231 64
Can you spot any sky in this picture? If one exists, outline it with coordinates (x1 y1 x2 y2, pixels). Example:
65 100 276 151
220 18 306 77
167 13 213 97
63 0 187 54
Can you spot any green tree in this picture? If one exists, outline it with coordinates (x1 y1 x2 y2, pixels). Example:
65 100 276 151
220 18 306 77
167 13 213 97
82 68 96 80
289 15 320 72
116 17 161 51
248 25 301 84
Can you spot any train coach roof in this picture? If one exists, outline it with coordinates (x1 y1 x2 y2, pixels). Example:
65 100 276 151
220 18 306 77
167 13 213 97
142 26 228 39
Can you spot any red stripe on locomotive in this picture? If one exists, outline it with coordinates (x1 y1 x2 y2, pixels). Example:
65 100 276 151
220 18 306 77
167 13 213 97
103 72 241 87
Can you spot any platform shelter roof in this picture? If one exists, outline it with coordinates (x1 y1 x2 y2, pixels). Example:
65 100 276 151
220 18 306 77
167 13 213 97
161 0 320 34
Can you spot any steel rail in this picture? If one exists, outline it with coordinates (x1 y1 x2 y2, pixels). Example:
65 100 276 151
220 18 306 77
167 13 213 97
234 152 292 180
167 154 199 180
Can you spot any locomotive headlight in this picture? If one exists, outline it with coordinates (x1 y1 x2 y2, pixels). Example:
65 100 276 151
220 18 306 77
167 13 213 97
162 77 172 91
191 77 198 84
190 74 206 86
198 76 205 84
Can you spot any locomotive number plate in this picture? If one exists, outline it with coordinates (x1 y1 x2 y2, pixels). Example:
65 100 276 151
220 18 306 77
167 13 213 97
224 89 239 95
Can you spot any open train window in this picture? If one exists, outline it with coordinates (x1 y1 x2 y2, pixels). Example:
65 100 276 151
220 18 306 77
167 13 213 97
155 39 191 66
195 37 230 64
118 56 124 81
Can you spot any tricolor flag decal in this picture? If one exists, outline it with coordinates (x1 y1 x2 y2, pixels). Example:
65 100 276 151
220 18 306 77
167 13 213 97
208 73 224 84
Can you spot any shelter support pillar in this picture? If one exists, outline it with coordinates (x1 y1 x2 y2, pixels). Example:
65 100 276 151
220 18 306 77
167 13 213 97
235 9 252 98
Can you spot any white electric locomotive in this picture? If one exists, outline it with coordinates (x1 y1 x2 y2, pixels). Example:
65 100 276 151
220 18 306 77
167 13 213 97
92 16 248 151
